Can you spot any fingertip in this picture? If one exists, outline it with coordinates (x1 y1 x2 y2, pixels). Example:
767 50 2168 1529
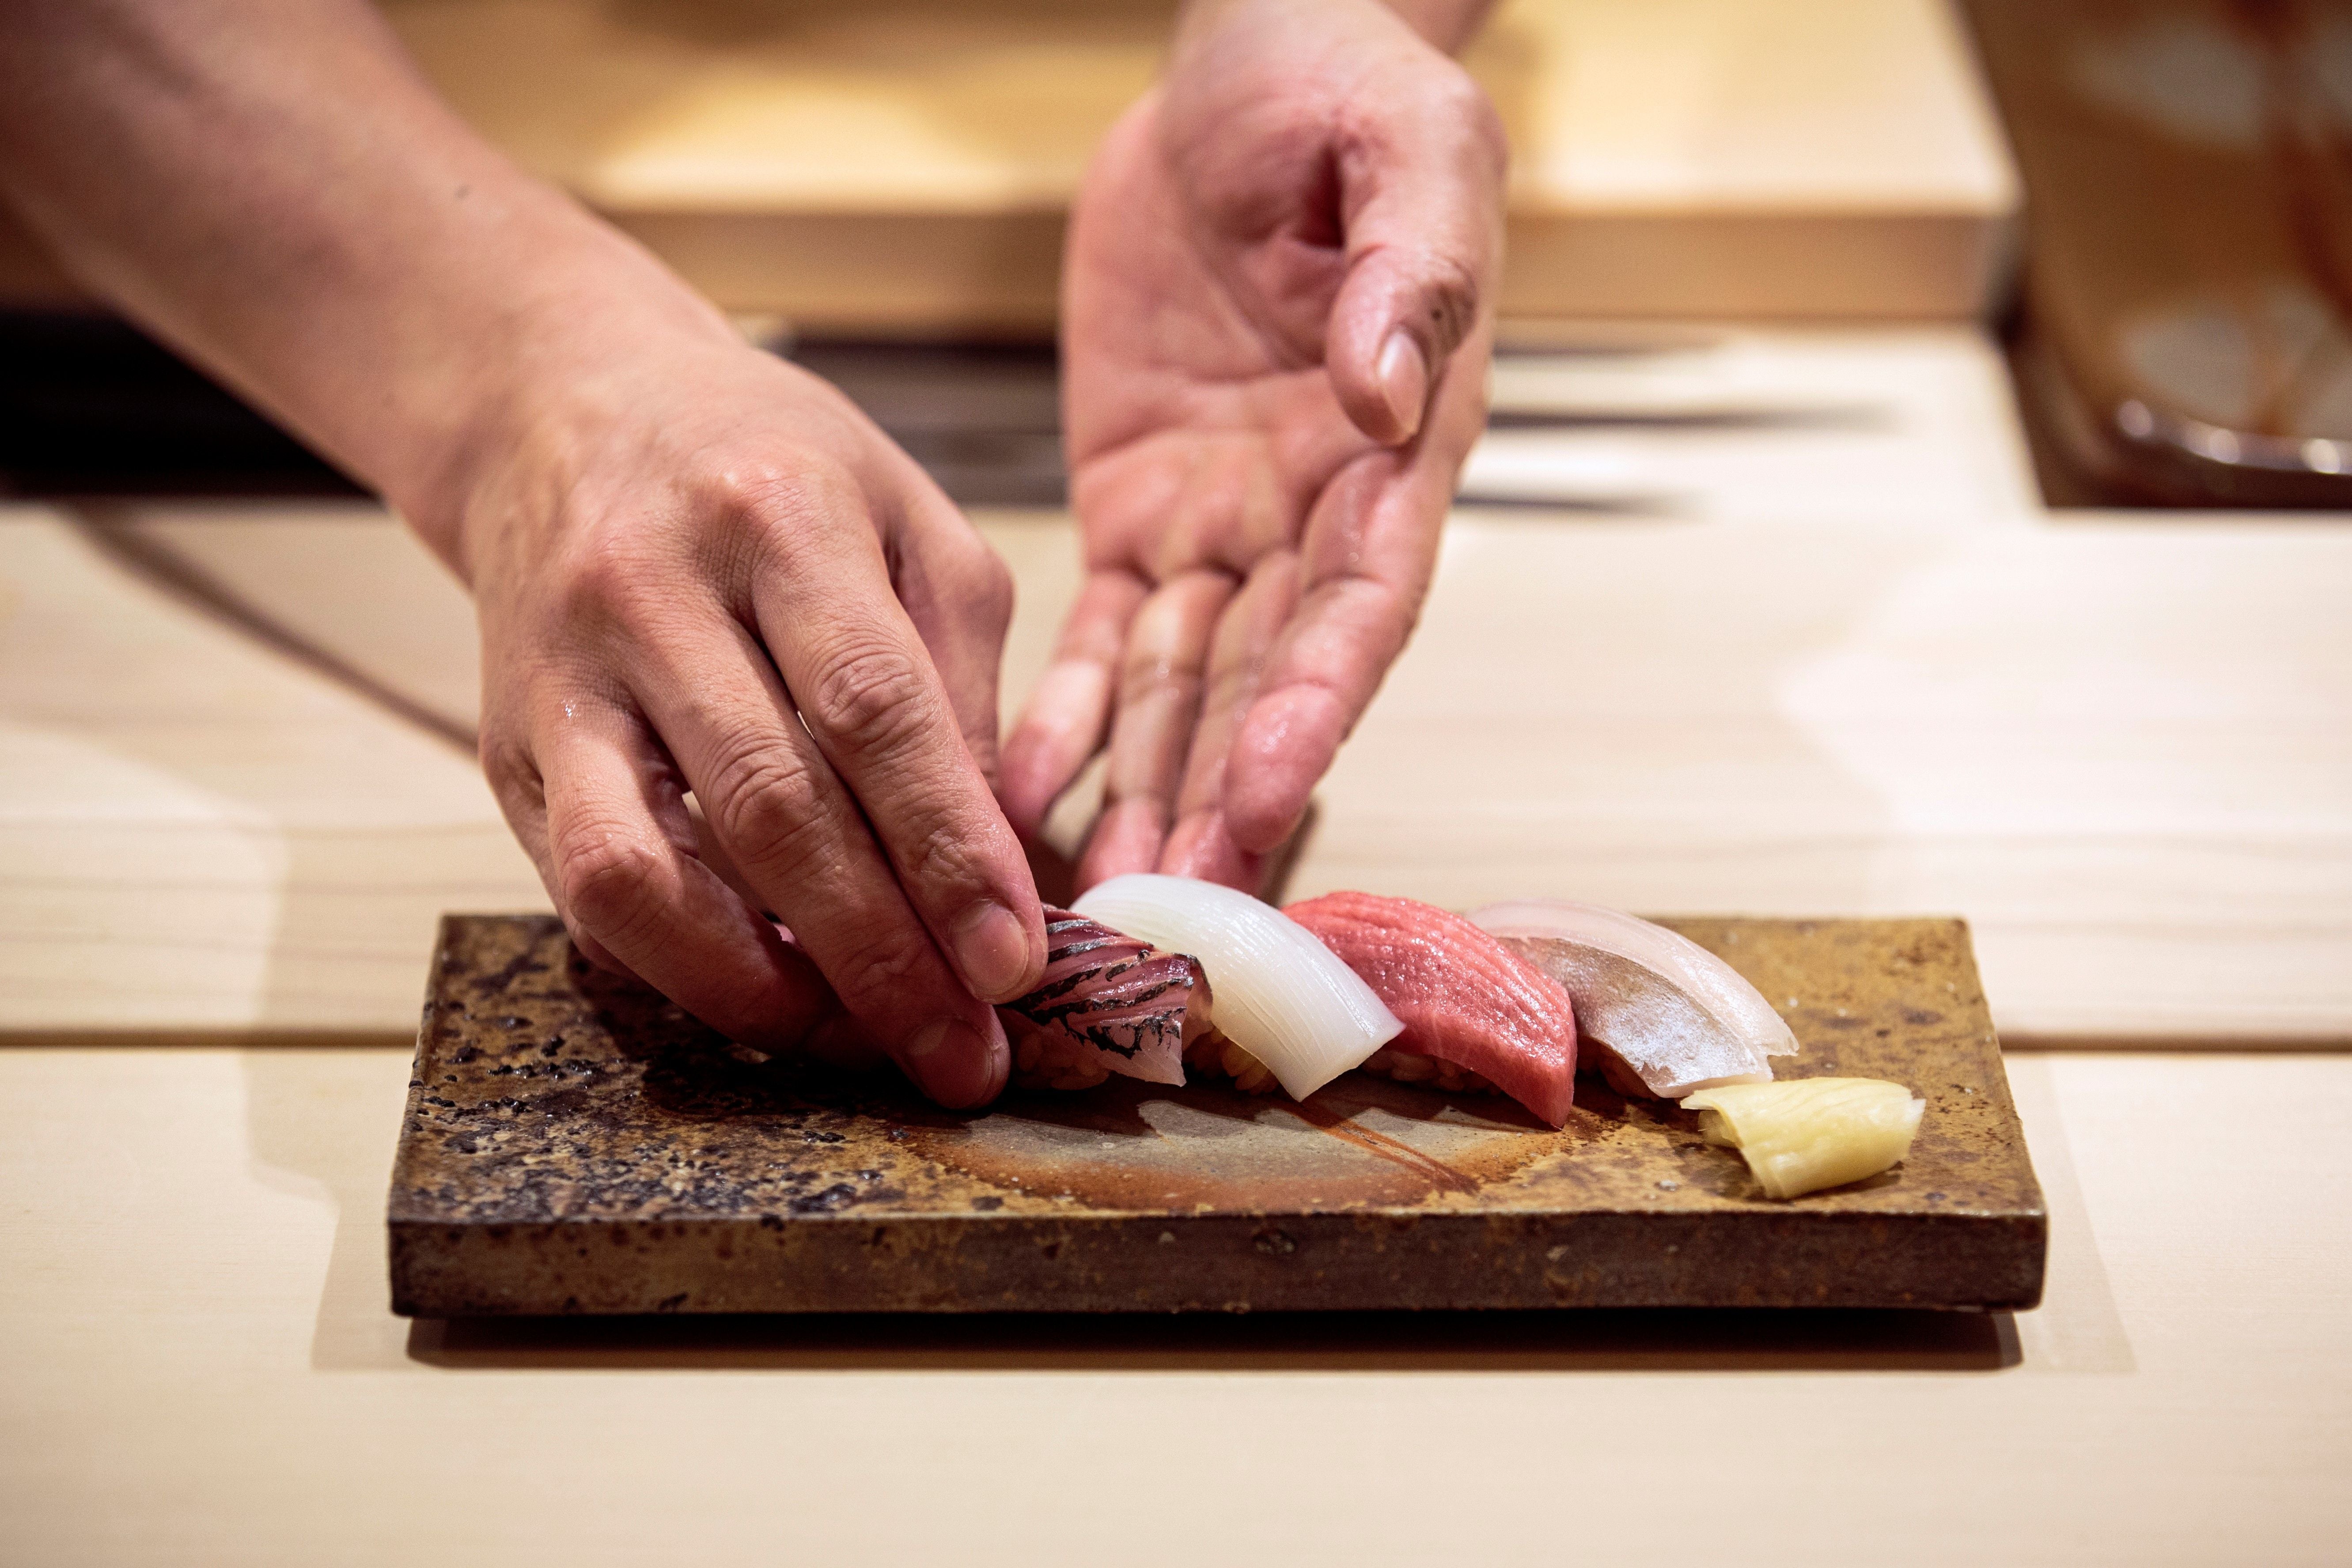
1159 811 1264 892
1221 687 1349 853
899 1013 1009 1111
708 911 851 1054
995 734 1060 842
1075 799 1166 894
998 661 1114 837
802 1007 889 1072
567 926 643 984
981 1012 1011 1102
952 898 1045 1004
1334 321 1432 447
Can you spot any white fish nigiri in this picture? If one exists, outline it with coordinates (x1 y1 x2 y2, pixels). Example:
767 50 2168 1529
1073 874 1402 1101
1467 899 1797 1099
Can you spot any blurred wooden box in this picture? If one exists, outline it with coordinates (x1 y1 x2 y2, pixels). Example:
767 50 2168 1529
0 0 2019 329
390 0 2018 330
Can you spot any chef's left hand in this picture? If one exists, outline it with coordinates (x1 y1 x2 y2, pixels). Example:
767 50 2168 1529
1000 0 1505 893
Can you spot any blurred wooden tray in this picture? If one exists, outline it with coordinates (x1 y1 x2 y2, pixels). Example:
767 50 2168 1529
388 911 2045 1315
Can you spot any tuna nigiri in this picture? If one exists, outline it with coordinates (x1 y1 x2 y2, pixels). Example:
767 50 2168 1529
1279 892 1580 1127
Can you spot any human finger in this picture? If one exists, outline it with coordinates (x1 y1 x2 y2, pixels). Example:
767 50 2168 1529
495 695 842 1053
477 729 637 967
633 612 1011 1110
1219 449 1449 854
738 484 1046 1015
998 566 1150 838
1074 567 1235 889
1157 550 1302 889
1326 57 1506 445
882 481 1019 788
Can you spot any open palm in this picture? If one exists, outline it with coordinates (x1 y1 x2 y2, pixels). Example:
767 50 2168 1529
999 0 1505 891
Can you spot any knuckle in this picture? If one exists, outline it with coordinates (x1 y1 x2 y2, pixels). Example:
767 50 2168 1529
552 825 664 944
803 641 935 759
478 728 539 807
899 816 983 894
699 452 861 551
703 743 829 876
970 545 1016 633
824 926 933 1013
553 529 675 640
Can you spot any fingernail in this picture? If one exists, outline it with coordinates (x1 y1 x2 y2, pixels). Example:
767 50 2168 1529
1376 330 1428 443
951 901 1038 1002
901 1016 1004 1109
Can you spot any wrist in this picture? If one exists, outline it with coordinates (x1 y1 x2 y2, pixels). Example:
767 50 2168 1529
385 208 739 582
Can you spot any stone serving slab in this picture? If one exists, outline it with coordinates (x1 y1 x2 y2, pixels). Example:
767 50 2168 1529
388 914 2045 1316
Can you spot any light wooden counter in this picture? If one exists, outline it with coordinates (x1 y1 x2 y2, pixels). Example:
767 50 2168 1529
5 331 2347 1045
0 1043 2344 1564
2 323 2348 1560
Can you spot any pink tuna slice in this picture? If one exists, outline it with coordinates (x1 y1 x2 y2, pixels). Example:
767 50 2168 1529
1284 892 1579 1127
999 907 1211 1087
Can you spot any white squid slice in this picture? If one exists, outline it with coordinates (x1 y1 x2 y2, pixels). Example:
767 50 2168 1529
1073 874 1402 1101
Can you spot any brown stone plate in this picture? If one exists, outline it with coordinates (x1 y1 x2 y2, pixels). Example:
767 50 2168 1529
388 914 2045 1316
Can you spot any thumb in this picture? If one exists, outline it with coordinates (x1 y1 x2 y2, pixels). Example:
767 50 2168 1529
1326 69 1507 447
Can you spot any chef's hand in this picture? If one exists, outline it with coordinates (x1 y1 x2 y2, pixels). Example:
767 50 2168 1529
459 329 1044 1108
2 0 1048 1110
1000 0 1504 892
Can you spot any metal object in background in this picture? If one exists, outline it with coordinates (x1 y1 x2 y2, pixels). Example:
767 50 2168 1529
786 338 1064 508
0 311 1070 505
1969 0 2352 506
0 310 358 496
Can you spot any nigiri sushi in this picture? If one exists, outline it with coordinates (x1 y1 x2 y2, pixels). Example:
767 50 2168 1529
1469 900 1798 1098
998 907 1212 1090
1280 892 1579 1127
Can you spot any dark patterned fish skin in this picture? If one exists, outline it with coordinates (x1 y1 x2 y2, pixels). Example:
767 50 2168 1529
999 909 1209 1087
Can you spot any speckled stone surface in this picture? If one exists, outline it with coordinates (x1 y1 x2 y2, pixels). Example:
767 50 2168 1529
388 914 2045 1315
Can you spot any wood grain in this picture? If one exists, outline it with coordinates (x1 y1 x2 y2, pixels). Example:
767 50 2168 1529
0 1042 2344 1562
0 1 2018 324
2 330 2345 1045
0 512 540 1038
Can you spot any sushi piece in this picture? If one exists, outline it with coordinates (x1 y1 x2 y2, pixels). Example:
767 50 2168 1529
1468 900 1798 1099
1073 875 1401 1100
1683 1077 1925 1198
998 907 1212 1091
1282 891 1579 1127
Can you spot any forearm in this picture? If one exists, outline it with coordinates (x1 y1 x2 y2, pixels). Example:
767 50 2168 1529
1177 0 1494 56
0 0 730 565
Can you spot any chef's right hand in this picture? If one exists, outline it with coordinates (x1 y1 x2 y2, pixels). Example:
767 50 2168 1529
445 320 1043 1110
0 0 1041 1105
